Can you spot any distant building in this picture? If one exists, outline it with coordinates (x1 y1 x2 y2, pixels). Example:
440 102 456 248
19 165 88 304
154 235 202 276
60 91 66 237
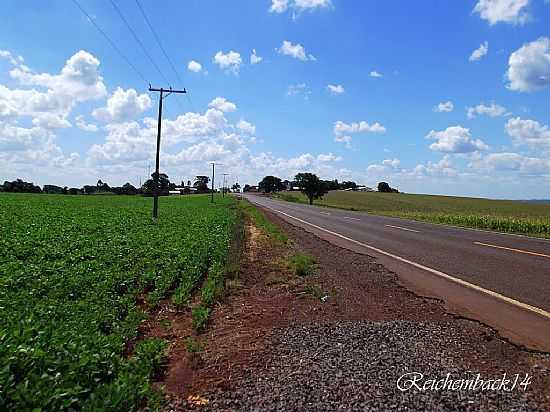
356 186 374 192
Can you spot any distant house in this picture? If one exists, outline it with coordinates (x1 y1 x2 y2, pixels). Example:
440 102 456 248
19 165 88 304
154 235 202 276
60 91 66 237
248 185 259 192
356 186 374 192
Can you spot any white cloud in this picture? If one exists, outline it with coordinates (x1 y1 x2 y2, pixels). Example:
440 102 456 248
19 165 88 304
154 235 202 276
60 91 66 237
412 155 458 178
382 158 401 169
471 152 550 175
277 40 315 61
434 101 454 113
467 103 507 119
469 41 489 62
213 50 242 75
317 152 341 162
505 117 550 150
269 0 331 14
250 49 263 65
506 37 550 92
334 135 352 149
236 119 256 135
75 115 98 132
327 84 344 95
426 126 489 153
269 0 289 13
473 0 530 25
334 120 386 136
187 60 202 73
369 71 383 78
92 87 151 123
208 97 237 113
32 113 71 130
287 83 310 98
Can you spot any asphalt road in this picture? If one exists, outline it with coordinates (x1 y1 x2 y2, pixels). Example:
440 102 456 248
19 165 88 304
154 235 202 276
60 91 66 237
243 194 550 318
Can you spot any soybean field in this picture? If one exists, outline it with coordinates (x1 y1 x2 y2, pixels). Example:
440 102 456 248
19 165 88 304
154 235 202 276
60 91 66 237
0 193 237 411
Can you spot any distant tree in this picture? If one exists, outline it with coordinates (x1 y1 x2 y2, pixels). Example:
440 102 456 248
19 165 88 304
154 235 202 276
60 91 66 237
294 173 329 205
3 179 42 193
142 173 171 196
43 185 64 194
231 182 241 192
322 179 339 191
194 175 210 193
96 179 110 192
377 182 398 193
340 181 357 190
82 185 97 195
243 184 251 192
68 187 82 195
258 175 285 193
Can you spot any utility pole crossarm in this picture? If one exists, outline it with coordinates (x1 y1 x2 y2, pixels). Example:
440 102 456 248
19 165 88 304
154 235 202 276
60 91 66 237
149 85 187 94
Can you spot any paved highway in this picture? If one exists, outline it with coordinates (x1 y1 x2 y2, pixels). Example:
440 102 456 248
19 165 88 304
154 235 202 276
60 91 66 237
243 194 550 350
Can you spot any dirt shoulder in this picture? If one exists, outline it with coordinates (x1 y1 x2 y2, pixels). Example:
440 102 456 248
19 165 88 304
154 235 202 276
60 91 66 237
161 204 550 411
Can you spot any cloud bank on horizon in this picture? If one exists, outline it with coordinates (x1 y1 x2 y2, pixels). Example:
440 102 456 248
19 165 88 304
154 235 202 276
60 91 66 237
0 0 549 199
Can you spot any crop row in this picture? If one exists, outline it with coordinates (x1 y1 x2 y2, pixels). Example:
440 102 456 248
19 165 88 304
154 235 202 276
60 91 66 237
0 193 237 411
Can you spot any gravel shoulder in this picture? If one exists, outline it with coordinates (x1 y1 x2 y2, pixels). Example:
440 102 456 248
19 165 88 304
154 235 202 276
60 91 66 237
164 205 550 411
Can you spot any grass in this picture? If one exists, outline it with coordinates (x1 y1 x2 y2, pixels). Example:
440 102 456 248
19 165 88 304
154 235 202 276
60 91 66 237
287 252 317 277
237 198 288 243
184 337 203 354
0 193 238 411
275 191 550 238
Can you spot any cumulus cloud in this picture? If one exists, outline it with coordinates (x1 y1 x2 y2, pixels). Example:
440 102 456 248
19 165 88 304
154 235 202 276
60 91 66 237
213 50 242 75
473 0 530 25
412 155 458 178
317 152 341 162
369 71 383 78
269 0 331 14
334 135 352 149
327 84 344 95
467 103 507 119
506 37 550 92
505 117 550 150
75 115 98 132
434 101 454 113
287 83 310 98
382 158 401 169
208 97 237 113
187 60 202 73
426 126 489 153
334 120 386 136
469 41 489 62
236 119 256 135
471 152 550 175
277 40 315 61
92 87 151 123
250 49 263 65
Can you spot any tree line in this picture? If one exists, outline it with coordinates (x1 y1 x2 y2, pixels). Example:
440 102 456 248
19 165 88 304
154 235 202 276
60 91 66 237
0 174 221 196
245 174 399 205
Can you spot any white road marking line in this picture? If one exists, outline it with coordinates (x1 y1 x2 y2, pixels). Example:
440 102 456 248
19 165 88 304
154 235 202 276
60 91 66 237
474 241 550 259
262 205 550 321
320 212 331 216
342 216 361 221
385 224 420 233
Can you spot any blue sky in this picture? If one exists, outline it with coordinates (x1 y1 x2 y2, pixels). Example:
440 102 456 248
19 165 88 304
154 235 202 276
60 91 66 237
0 0 549 199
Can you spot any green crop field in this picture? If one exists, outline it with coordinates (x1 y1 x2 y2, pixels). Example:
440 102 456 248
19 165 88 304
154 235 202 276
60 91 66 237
276 191 550 238
0 193 237 411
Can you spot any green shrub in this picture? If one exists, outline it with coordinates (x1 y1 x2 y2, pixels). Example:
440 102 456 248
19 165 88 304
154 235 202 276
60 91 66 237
287 252 317 276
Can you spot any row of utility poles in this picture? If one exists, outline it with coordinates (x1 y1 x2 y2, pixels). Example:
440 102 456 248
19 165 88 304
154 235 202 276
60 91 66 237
148 85 236 220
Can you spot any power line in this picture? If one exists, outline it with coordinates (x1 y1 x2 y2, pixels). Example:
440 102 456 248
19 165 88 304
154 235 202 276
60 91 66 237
134 0 198 114
108 0 172 87
71 0 149 84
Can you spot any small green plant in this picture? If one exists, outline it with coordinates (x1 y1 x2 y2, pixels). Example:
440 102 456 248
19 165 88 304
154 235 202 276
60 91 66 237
301 285 324 299
287 252 317 276
185 337 203 353
192 305 211 332
133 338 168 378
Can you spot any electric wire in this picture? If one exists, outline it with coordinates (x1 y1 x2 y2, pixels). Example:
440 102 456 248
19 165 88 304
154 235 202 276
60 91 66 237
108 0 172 87
71 0 149 85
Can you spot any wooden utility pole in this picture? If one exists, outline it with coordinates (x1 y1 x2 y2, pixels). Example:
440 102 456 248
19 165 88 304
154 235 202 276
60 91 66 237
148 85 186 220
210 162 215 203
222 173 228 197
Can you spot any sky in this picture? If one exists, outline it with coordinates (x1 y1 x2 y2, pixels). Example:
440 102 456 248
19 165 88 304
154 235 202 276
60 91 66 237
0 0 549 199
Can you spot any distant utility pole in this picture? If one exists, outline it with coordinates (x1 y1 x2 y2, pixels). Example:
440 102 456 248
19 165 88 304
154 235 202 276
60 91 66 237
148 85 186 220
222 173 229 197
210 162 216 203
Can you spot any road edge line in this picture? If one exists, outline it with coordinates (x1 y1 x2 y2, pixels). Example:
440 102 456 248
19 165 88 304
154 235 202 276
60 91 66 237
262 204 550 321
